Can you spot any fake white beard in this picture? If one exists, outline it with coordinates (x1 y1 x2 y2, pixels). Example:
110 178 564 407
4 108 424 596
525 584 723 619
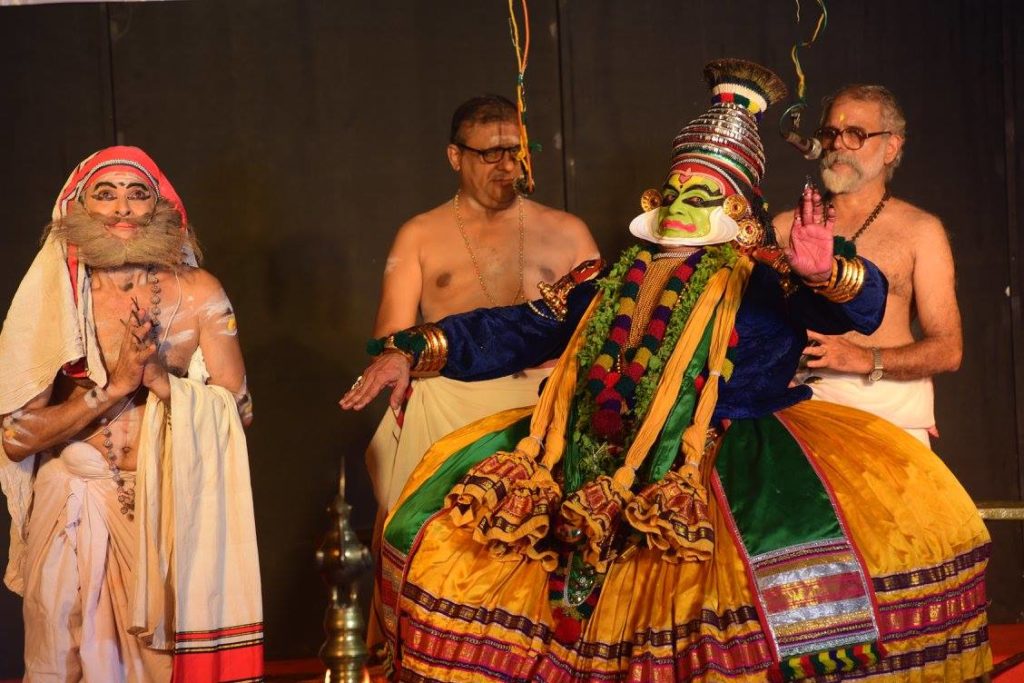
628 207 740 247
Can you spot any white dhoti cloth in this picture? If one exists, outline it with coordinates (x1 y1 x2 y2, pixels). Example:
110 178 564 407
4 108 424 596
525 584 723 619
22 442 171 683
801 368 935 446
365 369 551 515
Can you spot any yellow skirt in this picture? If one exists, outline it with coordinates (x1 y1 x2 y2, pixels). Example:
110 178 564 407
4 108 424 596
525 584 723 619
383 401 991 682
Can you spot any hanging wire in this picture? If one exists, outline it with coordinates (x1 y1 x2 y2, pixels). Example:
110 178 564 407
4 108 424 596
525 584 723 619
508 0 536 195
780 0 829 134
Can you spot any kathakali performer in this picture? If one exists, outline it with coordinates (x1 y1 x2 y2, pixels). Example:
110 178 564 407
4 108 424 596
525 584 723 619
0 147 263 682
341 60 990 681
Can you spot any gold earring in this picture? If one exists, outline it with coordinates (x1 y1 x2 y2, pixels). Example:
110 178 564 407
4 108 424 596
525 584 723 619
640 189 662 212
734 218 765 248
723 194 749 220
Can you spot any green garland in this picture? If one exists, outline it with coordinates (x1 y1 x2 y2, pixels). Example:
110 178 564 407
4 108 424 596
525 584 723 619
567 244 739 489
631 244 738 422
570 245 645 444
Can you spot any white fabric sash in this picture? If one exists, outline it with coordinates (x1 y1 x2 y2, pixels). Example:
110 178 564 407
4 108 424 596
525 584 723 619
130 375 262 654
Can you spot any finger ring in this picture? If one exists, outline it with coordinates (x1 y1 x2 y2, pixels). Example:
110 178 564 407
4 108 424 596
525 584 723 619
350 375 364 391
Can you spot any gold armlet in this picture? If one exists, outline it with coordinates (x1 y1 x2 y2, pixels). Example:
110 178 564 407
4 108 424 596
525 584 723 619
537 258 604 322
805 256 866 303
407 324 448 373
750 246 798 297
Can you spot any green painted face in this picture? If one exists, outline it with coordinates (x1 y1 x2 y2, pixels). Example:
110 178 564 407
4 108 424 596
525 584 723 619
656 173 726 239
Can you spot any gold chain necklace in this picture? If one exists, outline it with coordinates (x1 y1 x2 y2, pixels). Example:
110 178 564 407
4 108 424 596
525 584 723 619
453 190 525 306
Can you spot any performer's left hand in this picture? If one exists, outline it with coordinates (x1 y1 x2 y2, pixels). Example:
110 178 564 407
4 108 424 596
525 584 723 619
785 185 835 282
802 330 873 374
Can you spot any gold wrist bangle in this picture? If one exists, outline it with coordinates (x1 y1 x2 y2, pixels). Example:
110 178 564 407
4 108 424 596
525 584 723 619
817 256 866 303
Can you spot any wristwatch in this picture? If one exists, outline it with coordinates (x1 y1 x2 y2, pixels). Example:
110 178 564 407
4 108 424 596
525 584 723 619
868 347 884 382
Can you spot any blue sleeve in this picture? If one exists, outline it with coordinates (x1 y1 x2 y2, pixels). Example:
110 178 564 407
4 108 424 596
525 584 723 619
784 257 888 335
437 281 597 381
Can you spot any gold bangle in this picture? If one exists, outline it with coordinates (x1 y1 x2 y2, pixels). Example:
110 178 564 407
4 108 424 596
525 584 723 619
816 256 866 303
407 324 448 372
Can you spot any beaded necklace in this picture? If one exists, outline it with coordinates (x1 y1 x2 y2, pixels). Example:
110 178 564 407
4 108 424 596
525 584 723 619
84 265 182 519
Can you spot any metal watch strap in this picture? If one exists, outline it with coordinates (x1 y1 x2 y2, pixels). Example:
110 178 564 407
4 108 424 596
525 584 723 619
868 346 884 382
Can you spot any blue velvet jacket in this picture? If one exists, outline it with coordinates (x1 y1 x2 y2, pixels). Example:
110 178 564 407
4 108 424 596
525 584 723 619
432 256 887 421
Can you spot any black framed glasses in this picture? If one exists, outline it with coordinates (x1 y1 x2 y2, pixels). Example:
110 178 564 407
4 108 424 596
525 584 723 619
456 143 522 164
815 126 892 150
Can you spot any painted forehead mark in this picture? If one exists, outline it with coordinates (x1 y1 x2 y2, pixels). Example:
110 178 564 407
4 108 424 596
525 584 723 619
672 171 723 192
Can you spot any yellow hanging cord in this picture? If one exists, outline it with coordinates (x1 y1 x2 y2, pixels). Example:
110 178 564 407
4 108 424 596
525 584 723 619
781 0 828 136
789 0 828 102
508 0 535 195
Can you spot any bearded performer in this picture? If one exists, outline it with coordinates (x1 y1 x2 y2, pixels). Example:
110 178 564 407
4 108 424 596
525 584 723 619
341 60 990 682
0 147 263 682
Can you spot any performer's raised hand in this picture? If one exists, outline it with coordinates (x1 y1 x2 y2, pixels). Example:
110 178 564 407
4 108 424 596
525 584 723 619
339 351 412 411
784 184 835 282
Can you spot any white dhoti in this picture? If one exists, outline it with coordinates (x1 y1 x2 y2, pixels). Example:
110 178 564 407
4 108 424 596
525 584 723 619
365 369 551 515
22 442 171 683
800 368 935 446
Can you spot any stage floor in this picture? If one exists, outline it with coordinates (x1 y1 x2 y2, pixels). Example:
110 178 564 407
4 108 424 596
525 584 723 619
2 625 1022 682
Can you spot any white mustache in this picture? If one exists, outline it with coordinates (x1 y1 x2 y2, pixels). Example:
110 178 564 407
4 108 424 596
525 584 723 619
822 152 862 173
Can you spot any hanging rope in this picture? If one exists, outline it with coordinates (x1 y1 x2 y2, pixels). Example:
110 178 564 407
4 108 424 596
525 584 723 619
508 0 536 195
780 0 828 139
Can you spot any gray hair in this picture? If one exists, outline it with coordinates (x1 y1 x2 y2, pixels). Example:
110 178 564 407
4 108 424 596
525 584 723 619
823 84 906 179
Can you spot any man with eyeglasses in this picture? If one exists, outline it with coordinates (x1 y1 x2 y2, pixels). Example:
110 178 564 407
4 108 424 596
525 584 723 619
355 94 598 653
774 85 961 446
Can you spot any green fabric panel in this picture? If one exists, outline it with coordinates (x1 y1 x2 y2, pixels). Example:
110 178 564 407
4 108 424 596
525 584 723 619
640 322 714 484
383 416 531 554
715 415 842 557
562 402 584 493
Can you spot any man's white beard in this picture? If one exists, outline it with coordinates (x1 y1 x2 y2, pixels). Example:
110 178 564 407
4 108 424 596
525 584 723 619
820 152 866 194
820 150 889 195
45 199 197 270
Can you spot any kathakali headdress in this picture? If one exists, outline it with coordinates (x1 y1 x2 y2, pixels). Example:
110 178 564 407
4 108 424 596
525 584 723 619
630 58 787 248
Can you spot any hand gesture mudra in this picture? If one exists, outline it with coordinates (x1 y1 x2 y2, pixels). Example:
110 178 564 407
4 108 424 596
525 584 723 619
108 298 159 398
784 185 835 282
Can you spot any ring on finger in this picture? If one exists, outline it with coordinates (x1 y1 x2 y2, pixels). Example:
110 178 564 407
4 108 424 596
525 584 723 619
350 375 365 391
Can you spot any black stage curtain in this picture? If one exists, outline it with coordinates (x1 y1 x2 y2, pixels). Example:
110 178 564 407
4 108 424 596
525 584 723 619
0 0 1020 675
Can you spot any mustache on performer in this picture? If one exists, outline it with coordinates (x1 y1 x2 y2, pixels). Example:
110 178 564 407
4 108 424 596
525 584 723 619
42 199 202 270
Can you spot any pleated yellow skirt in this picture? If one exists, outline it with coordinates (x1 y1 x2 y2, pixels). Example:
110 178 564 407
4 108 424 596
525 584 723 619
383 401 990 682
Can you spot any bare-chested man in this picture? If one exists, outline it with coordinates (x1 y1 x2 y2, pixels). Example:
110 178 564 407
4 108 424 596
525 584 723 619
359 94 598 518
0 146 262 681
353 96 597 657
774 85 961 446
374 94 598 340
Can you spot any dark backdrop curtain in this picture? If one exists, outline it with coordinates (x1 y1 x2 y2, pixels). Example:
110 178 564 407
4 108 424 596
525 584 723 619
0 0 1020 675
